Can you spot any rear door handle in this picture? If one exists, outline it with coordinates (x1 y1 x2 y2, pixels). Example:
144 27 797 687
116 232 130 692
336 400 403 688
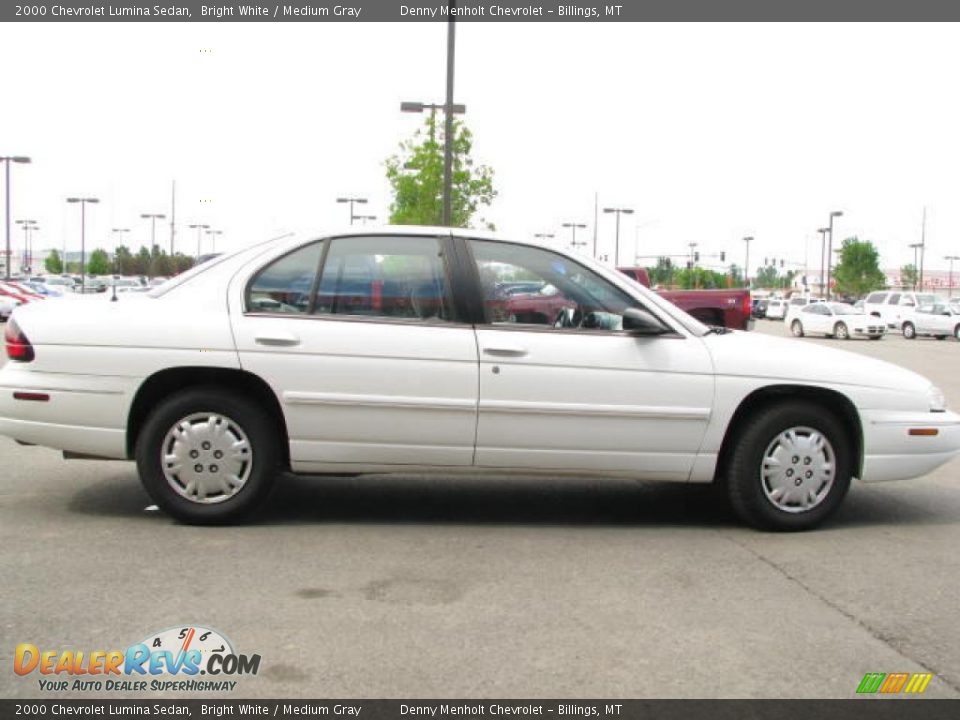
255 333 300 347
483 346 529 357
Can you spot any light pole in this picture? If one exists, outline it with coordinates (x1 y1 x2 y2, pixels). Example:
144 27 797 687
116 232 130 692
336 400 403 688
946 255 960 298
141 213 166 253
188 224 210 260
401 1 466 230
15 219 38 274
817 227 829 297
909 243 923 290
110 228 130 302
826 210 843 300
743 236 754 289
603 206 633 266
66 197 99 293
336 197 368 225
1 155 31 279
562 222 587 252
918 206 927 291
205 229 223 253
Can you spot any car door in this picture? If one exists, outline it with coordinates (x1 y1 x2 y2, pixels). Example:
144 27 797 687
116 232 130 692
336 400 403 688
914 305 935 335
229 233 479 471
459 237 715 480
800 304 824 334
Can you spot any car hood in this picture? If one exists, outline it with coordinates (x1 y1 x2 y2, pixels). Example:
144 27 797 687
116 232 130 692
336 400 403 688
702 329 932 394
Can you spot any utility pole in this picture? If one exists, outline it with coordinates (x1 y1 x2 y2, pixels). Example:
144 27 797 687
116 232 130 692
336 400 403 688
919 206 927 292
946 255 960 299
743 236 754 289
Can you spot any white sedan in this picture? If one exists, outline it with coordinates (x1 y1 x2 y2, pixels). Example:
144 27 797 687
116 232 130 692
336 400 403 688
790 302 886 340
2 227 958 531
907 303 960 341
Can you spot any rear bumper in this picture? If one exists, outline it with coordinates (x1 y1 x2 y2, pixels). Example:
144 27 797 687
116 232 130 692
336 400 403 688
860 409 960 482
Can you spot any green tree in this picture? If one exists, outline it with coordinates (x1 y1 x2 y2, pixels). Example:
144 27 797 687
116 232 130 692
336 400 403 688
87 248 112 276
115 245 136 275
134 246 152 276
385 112 496 228
753 264 780 288
44 249 63 274
833 236 887 297
647 257 675 287
900 263 918 291
171 253 195 274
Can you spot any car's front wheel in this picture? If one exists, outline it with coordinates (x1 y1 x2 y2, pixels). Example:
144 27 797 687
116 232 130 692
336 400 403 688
726 401 852 531
135 387 280 524
834 322 849 340
903 321 916 339
791 320 804 337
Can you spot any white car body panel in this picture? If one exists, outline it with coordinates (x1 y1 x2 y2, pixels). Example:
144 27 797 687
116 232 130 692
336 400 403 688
913 306 960 338
1 226 958 492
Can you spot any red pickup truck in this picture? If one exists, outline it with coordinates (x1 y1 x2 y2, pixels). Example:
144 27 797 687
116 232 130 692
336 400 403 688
618 267 753 331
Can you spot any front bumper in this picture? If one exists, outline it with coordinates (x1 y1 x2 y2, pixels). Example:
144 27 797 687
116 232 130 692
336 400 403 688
860 409 960 482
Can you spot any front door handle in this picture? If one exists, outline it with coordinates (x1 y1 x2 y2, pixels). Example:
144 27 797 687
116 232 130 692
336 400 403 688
255 333 301 347
483 346 528 357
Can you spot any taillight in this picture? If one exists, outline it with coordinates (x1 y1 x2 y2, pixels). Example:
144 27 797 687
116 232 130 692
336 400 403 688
5 318 34 362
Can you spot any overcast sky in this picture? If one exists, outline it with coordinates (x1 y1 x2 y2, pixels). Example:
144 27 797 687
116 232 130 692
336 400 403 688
3 21 959 274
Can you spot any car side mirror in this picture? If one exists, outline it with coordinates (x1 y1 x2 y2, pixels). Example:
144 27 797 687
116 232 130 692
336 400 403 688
622 307 668 335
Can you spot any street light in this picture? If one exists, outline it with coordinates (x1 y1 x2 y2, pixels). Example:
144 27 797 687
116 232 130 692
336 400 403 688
562 222 587 252
946 255 960 298
66 197 99 293
141 213 166 253
826 210 843 300
603 206 634 266
110 228 130 302
205 229 223 253
15 219 38 274
743 236 754 288
188 224 210 260
1 155 31 280
909 243 923 290
817 228 829 298
336 197 368 226
400 5 465 228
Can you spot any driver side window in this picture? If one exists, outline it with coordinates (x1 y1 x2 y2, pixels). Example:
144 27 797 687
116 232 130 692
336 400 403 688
468 239 637 331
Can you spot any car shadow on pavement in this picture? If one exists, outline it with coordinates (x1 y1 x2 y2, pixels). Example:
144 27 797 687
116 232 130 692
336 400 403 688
65 470 957 530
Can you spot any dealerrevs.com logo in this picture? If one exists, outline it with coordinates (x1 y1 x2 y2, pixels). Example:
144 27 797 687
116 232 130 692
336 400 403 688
14 625 260 693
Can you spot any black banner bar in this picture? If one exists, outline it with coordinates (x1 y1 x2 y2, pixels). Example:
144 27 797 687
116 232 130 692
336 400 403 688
5 0 960 23
2 700 960 720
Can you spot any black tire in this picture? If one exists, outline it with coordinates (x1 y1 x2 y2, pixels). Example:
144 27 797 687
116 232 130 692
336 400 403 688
726 401 853 531
791 320 804 337
903 322 916 339
955 325 960 341
135 387 281 524
834 322 849 340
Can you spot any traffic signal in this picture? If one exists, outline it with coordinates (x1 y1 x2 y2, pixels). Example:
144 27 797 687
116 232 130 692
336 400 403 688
694 252 700 262
720 251 726 262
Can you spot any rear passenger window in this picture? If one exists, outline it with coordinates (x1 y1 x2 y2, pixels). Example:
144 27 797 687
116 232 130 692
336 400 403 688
866 292 887 304
888 293 901 304
314 236 456 322
246 241 324 314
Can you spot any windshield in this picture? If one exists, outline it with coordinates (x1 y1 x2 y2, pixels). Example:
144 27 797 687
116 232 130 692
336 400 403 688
829 303 859 314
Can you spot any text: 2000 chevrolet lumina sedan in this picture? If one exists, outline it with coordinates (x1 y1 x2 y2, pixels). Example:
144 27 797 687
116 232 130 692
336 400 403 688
2 227 959 530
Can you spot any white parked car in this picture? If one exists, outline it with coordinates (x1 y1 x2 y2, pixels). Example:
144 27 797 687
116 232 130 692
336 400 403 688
863 291 942 334
789 302 886 340
764 299 787 320
910 303 960 341
2 228 959 531
783 296 824 325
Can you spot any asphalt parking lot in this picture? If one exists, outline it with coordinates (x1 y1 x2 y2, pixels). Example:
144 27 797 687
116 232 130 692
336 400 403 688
2 320 959 699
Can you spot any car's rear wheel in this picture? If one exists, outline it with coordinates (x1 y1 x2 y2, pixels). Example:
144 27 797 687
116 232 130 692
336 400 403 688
791 320 804 337
834 322 849 340
955 324 960 341
135 387 280 524
903 322 916 339
726 401 852 531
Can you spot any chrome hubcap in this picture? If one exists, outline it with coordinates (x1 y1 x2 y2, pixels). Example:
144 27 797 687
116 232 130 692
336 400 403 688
761 426 835 513
161 412 252 504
